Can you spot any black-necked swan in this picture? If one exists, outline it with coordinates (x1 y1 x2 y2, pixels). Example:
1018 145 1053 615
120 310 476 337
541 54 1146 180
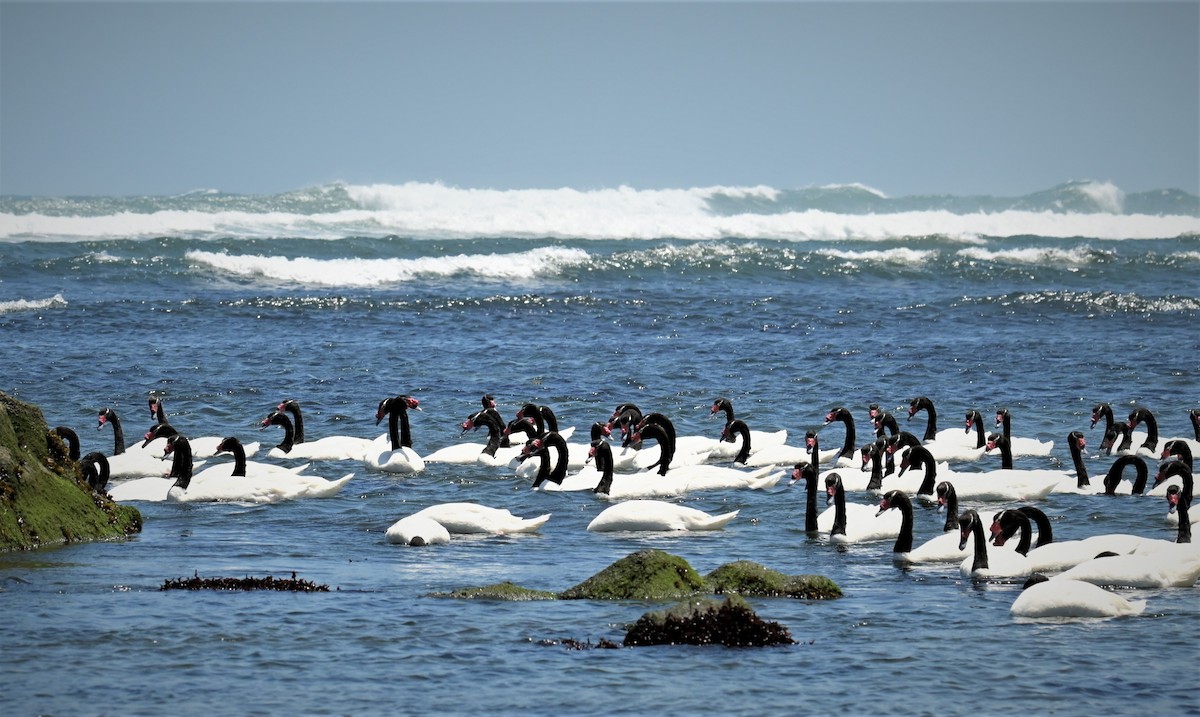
168 434 352 503
1100 455 1150 496
260 407 376 462
871 407 899 439
1161 439 1194 472
51 426 81 462
906 397 984 462
821 406 858 466
363 396 425 474
877 489 980 564
424 409 523 466
209 436 314 479
993 407 1054 456
791 461 821 533
957 509 1032 580
821 473 902 543
586 499 738 533
1009 573 1147 620
97 408 185 479
910 442 1061 502
148 395 260 459
518 432 570 488
706 397 787 462
1156 461 1192 526
1090 402 1148 453
409 502 550 535
79 451 110 491
991 508 1125 573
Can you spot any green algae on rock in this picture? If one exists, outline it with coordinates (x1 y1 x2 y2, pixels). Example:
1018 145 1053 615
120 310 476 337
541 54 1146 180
0 391 142 551
623 595 796 647
705 560 843 600
432 581 558 601
558 549 707 601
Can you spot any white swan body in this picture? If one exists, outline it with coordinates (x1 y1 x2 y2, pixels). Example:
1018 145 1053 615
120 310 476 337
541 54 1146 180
586 500 738 532
363 437 426 474
385 515 451 546
269 433 375 461
1010 578 1146 619
168 472 353 503
410 502 550 534
1054 553 1200 588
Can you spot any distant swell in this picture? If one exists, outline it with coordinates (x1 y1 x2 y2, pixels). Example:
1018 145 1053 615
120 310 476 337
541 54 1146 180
1 181 1197 242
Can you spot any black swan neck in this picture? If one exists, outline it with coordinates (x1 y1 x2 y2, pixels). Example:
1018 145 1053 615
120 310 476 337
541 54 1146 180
883 491 913 554
281 401 305 443
101 409 126 455
1018 506 1053 546
911 398 937 442
1069 433 1089 487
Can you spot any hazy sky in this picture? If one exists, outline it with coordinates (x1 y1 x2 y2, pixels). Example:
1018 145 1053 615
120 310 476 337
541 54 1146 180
2 1 1197 198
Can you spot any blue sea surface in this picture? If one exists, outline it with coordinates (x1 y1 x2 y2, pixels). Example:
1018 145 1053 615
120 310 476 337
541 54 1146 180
1 182 1198 716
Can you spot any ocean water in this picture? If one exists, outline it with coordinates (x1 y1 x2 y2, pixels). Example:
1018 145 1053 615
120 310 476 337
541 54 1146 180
1 180 1198 716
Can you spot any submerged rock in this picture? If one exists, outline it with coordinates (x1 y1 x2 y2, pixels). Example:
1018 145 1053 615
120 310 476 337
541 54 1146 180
0 391 142 551
437 550 843 603
623 595 796 647
558 549 707 600
433 581 558 601
160 572 330 592
705 560 843 600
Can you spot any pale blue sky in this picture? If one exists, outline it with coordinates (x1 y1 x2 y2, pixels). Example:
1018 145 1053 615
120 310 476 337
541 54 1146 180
2 1 1197 197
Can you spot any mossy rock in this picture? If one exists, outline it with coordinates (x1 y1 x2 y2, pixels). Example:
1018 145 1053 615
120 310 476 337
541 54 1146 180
431 581 558 601
623 594 796 647
705 560 843 600
0 391 142 551
558 549 707 600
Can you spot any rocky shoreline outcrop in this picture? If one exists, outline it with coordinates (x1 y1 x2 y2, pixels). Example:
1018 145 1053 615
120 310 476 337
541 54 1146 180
0 391 142 551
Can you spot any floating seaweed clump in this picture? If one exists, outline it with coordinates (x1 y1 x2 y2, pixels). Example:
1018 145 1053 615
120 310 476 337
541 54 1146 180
160 571 330 592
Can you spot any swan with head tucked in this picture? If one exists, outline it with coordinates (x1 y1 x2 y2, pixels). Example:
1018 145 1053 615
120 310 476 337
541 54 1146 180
384 515 451 546
363 395 426 474
586 499 738 532
409 502 550 535
1009 573 1146 620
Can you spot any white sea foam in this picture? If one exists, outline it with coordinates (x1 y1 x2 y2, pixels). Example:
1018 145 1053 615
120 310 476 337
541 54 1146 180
186 246 591 287
814 247 936 264
0 293 68 314
1 182 1196 242
956 245 1108 265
